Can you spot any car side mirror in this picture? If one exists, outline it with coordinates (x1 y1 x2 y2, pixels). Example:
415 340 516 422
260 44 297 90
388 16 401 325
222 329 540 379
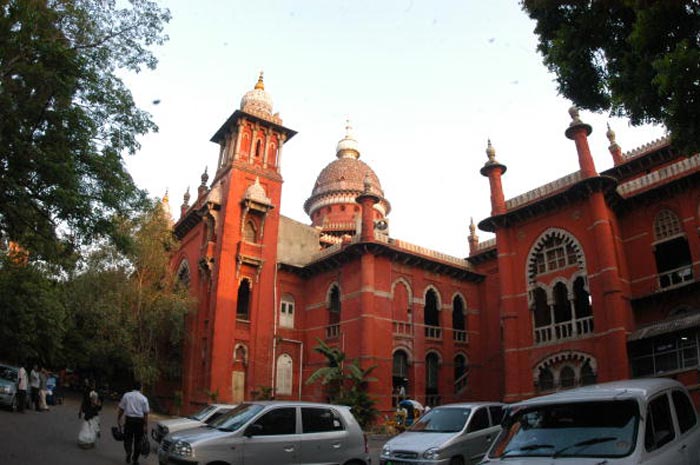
244 423 263 437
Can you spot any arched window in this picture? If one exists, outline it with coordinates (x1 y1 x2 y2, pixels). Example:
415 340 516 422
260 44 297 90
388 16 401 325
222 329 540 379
254 139 262 158
560 366 575 388
244 221 257 243
538 367 554 391
426 353 440 405
280 295 295 329
391 280 411 322
452 295 465 331
176 261 191 289
236 279 251 320
275 354 293 396
328 285 341 325
424 289 439 326
392 350 409 396
653 209 693 288
581 361 596 385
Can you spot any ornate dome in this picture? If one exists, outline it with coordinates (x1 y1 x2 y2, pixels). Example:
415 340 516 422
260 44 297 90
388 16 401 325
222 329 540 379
304 122 390 218
240 72 273 116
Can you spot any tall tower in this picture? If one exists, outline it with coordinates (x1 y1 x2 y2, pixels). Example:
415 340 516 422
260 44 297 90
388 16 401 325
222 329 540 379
199 73 296 404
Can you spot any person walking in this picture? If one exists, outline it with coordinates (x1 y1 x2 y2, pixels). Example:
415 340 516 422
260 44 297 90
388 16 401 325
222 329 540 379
78 384 102 448
39 367 49 411
29 364 41 411
117 381 149 465
16 363 28 413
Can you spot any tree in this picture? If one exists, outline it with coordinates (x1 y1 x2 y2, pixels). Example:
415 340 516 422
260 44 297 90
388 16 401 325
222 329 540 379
522 1 700 154
0 0 170 265
306 339 379 428
63 201 192 387
0 253 67 367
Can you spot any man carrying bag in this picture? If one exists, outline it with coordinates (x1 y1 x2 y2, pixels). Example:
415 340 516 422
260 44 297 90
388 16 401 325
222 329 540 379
117 381 149 465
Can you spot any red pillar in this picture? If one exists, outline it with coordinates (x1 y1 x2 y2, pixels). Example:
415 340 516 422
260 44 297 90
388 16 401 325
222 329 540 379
564 107 597 178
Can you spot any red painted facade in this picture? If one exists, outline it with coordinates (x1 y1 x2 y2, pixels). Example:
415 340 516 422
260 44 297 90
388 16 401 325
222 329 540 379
170 76 700 415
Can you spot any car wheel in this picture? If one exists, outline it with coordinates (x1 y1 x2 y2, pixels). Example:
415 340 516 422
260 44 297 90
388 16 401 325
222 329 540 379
449 457 464 465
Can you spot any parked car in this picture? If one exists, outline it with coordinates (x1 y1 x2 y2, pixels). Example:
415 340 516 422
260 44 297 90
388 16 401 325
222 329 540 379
380 401 505 465
481 378 700 465
151 403 237 443
158 401 370 465
0 364 20 411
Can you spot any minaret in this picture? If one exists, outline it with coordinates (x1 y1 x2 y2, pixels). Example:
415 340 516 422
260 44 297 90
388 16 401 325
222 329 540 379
198 167 209 198
565 106 597 178
480 139 507 216
356 173 381 241
180 187 190 218
606 123 624 166
468 217 479 256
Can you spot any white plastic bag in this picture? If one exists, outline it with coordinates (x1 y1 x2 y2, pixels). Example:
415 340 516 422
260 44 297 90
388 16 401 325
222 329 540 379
78 417 100 448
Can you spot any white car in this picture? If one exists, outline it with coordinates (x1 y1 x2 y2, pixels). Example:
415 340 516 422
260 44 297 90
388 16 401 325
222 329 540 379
481 378 700 465
151 403 236 443
381 402 505 465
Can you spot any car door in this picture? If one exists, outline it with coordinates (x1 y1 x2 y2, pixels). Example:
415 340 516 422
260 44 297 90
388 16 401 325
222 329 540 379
643 392 682 465
242 406 299 465
298 407 351 465
463 407 493 464
670 389 700 465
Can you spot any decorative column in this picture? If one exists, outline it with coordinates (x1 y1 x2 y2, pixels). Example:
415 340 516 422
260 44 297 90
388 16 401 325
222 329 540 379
468 218 479 256
606 123 624 166
564 107 597 178
355 174 380 242
480 140 507 216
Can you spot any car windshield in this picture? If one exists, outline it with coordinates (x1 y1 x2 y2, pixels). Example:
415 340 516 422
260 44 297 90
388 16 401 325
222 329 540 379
409 407 471 433
208 403 264 432
0 366 17 382
489 400 639 459
189 405 216 421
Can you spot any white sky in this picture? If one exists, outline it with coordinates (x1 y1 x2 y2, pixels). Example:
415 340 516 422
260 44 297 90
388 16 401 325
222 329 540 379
123 0 666 258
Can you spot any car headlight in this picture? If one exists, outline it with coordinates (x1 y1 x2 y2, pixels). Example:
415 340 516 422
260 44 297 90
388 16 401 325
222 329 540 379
423 447 442 460
0 385 10 394
381 444 392 457
172 440 193 457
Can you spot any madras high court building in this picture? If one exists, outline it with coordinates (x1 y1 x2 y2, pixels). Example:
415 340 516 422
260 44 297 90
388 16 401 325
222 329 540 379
167 74 700 414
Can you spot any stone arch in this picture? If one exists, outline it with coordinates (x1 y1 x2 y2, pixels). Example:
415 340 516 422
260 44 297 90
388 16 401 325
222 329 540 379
326 282 341 325
233 343 248 365
653 208 683 240
275 353 293 396
176 259 191 288
391 278 413 322
243 220 257 242
532 351 598 385
236 277 252 320
451 293 467 331
423 285 443 309
526 228 587 288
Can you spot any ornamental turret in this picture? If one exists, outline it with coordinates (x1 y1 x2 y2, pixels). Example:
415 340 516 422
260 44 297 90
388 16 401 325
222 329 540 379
565 106 597 178
606 123 624 166
480 139 507 216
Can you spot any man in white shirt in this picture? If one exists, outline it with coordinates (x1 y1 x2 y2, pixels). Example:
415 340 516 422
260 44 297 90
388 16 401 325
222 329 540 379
29 365 40 411
16 364 28 413
117 381 149 465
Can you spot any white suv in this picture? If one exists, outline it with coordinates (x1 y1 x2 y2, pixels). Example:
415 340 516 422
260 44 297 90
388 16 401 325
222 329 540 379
481 378 700 465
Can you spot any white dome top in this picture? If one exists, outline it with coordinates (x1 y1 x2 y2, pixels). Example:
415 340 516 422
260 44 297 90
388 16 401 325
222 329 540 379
240 72 273 116
335 120 360 159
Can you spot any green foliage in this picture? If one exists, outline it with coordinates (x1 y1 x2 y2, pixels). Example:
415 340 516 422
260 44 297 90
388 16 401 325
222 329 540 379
0 255 67 366
253 386 274 400
306 339 379 429
62 201 192 387
0 0 170 265
522 1 700 154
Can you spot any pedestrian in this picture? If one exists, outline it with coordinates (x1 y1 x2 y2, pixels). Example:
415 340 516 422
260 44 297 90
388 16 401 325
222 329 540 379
78 386 102 448
16 363 28 413
29 364 41 411
117 381 149 465
39 366 49 411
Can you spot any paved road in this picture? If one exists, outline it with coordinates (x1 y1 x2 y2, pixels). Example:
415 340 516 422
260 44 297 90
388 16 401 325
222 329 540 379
0 392 389 464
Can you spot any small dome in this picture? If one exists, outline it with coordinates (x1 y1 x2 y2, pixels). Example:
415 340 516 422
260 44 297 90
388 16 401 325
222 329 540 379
335 120 360 159
240 72 273 116
244 177 272 205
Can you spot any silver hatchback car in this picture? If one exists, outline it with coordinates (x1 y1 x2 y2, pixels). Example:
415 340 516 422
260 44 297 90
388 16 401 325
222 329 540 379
481 378 700 465
158 401 370 465
381 402 505 465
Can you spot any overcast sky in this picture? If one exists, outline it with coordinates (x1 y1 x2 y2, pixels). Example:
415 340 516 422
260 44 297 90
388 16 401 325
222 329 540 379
122 0 666 257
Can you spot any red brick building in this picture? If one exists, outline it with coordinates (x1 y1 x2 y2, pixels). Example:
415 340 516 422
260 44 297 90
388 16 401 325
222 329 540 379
171 76 700 414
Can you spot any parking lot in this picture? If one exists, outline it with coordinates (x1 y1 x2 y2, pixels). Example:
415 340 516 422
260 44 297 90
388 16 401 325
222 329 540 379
0 392 387 464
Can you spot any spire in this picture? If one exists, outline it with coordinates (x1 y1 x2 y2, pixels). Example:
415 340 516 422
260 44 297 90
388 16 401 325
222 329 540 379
254 70 265 90
468 217 479 256
180 186 190 217
198 166 209 198
480 139 507 216
606 122 624 166
161 189 173 224
336 119 360 159
564 106 597 178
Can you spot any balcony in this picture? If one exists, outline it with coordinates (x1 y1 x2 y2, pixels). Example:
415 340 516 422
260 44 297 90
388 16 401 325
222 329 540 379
325 324 340 339
658 265 693 290
534 316 594 344
453 329 468 344
393 321 413 337
425 325 442 340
